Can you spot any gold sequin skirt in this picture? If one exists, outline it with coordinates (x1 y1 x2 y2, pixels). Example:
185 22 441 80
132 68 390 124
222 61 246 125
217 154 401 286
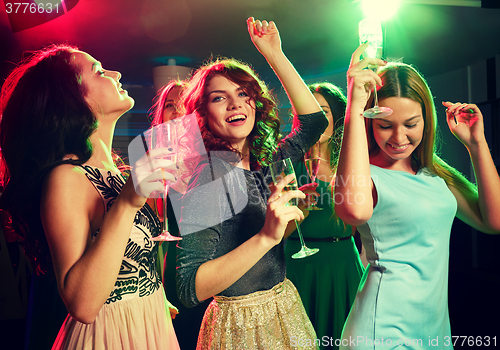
196 278 318 350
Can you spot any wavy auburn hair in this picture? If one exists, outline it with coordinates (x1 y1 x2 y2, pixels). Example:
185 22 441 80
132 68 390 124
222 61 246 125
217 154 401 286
181 58 280 168
149 79 189 127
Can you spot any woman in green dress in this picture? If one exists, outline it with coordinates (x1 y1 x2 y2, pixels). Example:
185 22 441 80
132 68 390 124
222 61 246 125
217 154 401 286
286 82 365 350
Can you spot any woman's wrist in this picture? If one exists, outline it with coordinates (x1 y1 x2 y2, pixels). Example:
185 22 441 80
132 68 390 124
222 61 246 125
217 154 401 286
256 228 282 250
467 137 489 158
264 50 286 70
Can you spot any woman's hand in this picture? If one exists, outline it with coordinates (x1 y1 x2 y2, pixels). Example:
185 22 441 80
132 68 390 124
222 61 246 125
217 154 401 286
247 17 282 60
259 174 305 246
442 101 486 149
127 147 177 208
347 42 387 115
297 183 319 216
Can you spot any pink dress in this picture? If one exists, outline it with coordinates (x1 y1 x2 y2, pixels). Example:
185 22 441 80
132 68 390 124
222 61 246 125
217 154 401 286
52 165 179 350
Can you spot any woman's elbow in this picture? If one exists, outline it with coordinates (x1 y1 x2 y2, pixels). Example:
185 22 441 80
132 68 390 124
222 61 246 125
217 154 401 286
335 203 372 226
194 286 211 305
479 222 500 235
65 302 100 324
60 291 102 324
176 276 201 308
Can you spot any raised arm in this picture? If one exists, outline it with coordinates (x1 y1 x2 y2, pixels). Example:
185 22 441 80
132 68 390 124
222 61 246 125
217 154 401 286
442 102 500 234
334 43 385 226
247 17 321 116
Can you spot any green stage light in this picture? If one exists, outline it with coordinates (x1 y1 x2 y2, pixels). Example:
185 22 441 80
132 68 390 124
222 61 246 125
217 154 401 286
361 0 401 21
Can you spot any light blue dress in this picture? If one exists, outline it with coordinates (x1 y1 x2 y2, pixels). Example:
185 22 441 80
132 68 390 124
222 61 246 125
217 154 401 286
340 165 457 350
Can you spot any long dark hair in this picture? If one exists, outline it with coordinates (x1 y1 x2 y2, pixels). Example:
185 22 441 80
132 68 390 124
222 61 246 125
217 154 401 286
292 82 347 226
305 82 346 171
181 58 280 169
0 44 97 274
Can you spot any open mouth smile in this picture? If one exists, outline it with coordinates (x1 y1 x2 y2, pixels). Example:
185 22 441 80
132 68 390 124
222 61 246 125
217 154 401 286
388 143 410 151
226 114 247 123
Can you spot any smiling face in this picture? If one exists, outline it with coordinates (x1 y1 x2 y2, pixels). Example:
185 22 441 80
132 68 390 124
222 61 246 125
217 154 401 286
204 74 256 152
162 85 183 122
370 97 424 170
72 51 134 121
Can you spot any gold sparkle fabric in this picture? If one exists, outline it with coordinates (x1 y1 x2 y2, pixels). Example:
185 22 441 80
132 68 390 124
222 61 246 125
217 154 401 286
196 279 319 350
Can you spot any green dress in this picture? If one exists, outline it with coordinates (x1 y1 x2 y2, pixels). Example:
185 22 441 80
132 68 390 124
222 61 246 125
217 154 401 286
286 161 365 349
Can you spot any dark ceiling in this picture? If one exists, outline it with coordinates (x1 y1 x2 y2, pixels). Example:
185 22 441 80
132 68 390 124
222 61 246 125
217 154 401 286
1 0 500 94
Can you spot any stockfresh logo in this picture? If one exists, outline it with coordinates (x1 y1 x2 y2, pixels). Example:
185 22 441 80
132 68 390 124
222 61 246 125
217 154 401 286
128 114 249 237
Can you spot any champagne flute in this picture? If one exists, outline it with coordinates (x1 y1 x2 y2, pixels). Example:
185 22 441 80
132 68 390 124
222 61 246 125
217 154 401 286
359 18 393 119
145 122 182 241
269 158 319 259
303 141 323 210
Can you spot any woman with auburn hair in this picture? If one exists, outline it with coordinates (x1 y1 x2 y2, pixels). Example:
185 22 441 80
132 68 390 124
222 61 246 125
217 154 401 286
176 18 327 349
150 79 189 126
0 45 180 349
181 57 280 168
335 43 500 349
148 78 212 350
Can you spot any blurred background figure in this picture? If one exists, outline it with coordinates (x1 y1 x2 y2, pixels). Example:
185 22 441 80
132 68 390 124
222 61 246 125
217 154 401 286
148 79 211 350
150 80 189 126
286 82 365 349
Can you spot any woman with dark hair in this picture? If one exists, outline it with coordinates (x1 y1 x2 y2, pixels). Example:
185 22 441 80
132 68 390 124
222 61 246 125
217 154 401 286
286 82 365 349
176 18 328 349
0 45 180 349
335 43 500 349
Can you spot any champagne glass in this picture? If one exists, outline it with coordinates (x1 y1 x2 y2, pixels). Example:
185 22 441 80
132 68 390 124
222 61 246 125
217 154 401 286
145 122 182 241
269 158 319 259
303 142 323 210
359 18 393 119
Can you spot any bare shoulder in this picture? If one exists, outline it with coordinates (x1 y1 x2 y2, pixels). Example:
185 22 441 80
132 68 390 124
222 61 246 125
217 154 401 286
41 164 101 219
44 163 88 187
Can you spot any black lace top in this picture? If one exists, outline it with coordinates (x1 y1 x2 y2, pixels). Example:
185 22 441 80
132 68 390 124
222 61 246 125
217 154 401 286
79 165 163 304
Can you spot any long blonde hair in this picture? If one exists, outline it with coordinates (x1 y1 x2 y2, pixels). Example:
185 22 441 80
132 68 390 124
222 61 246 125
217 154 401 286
366 62 476 195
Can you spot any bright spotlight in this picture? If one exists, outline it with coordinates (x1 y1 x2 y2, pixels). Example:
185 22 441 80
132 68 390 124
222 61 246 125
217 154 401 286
361 0 401 21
